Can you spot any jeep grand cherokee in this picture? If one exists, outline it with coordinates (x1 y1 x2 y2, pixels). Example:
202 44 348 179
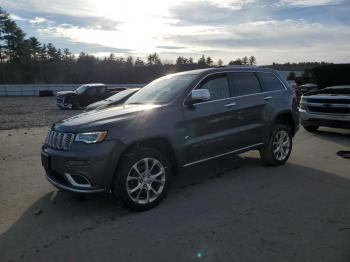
42 67 299 210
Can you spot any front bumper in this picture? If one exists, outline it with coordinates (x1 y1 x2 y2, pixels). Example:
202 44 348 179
45 173 106 193
299 109 350 128
42 139 125 194
57 101 72 109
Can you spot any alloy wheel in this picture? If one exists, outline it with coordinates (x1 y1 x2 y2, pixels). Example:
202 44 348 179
126 158 166 205
272 130 291 161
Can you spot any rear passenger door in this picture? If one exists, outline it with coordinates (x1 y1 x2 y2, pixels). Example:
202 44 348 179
228 72 266 147
256 71 287 133
183 73 241 164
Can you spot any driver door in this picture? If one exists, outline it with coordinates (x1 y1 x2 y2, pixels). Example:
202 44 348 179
182 73 241 164
81 86 97 106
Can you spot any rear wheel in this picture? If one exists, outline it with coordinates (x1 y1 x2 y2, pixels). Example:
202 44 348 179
302 124 318 132
260 124 292 166
112 147 171 211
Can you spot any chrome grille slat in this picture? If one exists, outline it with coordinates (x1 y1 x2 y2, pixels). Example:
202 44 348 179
49 131 54 147
53 132 58 148
62 133 67 150
57 133 63 149
45 130 50 145
45 130 75 151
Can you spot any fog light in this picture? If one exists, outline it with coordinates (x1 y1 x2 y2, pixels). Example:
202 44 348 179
64 173 91 188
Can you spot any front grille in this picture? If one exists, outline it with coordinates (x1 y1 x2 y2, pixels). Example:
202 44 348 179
56 96 65 104
306 98 350 104
308 106 350 114
45 130 75 150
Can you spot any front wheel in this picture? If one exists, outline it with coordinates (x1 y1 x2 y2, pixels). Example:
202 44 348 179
112 148 171 211
260 125 293 166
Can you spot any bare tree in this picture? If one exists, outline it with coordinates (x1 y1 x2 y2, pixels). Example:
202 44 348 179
249 56 256 65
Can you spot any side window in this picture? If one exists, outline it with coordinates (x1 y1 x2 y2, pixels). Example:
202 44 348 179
198 73 230 101
86 87 97 96
257 72 285 92
97 86 106 95
229 72 261 96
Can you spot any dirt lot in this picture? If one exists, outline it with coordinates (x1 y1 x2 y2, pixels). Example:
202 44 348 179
0 97 81 130
0 97 350 261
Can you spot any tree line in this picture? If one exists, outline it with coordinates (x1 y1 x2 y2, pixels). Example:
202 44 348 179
0 7 259 84
0 7 332 84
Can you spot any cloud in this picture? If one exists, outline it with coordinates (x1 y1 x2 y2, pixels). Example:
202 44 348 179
162 19 350 63
29 17 48 24
156 46 185 50
1 0 94 17
36 24 136 52
166 19 350 48
51 15 120 31
169 2 242 25
9 13 26 21
2 0 350 64
279 0 344 7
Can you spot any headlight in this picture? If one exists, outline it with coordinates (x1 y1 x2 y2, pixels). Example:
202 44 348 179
75 131 107 144
300 103 307 110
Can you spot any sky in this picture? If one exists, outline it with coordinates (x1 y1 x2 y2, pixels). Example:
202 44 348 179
2 0 350 64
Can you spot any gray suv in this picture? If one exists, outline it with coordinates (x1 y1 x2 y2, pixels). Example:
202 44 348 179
41 67 299 210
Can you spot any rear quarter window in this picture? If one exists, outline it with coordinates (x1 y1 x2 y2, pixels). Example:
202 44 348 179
257 72 285 92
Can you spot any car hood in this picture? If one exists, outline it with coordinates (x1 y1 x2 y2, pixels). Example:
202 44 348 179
53 104 163 132
56 91 77 96
85 100 110 111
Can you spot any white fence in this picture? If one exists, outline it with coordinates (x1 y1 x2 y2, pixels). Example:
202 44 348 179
0 84 144 96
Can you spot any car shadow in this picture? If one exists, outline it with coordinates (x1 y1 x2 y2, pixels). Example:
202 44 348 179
311 127 350 147
1 153 350 261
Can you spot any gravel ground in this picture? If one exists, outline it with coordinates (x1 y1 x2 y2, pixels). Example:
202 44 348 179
0 97 82 130
0 126 349 262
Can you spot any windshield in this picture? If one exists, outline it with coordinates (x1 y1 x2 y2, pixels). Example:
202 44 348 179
126 73 197 105
75 84 89 94
107 89 138 101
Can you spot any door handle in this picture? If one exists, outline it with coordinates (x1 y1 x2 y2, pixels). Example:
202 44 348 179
224 102 236 107
264 96 272 101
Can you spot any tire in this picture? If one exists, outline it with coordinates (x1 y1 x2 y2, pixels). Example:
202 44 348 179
260 124 293 166
112 147 171 211
72 99 80 109
302 125 318 132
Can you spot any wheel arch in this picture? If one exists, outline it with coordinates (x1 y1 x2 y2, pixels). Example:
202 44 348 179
119 136 179 175
272 110 297 137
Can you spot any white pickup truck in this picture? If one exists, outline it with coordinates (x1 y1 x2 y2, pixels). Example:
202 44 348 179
299 85 350 131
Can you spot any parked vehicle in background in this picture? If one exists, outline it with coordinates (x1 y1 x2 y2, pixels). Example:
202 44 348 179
300 85 350 131
56 83 125 109
42 67 299 211
84 88 140 111
295 83 319 105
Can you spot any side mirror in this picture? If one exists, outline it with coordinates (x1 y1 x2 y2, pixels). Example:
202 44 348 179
189 89 211 104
